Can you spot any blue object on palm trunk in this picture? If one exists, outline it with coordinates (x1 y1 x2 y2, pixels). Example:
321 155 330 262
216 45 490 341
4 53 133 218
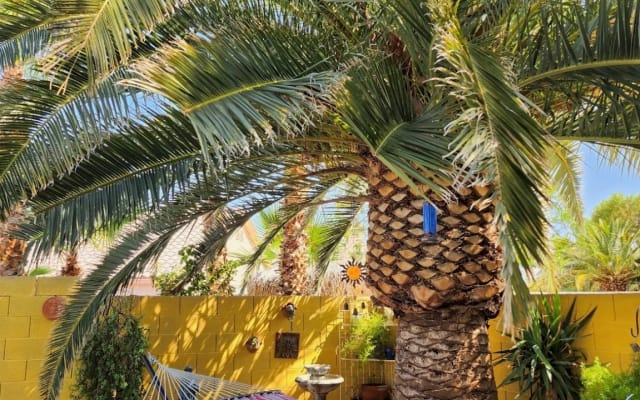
423 203 438 242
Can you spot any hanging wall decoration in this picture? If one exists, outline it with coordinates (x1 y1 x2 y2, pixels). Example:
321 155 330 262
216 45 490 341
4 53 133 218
339 258 366 287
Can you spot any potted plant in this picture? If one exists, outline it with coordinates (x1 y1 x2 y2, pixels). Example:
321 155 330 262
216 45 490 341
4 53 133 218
343 309 394 400
343 309 394 361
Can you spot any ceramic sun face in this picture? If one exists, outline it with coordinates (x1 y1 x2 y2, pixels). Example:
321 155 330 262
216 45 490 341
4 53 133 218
340 258 366 287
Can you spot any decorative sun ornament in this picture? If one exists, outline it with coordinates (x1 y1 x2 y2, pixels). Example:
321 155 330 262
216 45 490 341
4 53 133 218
340 259 366 287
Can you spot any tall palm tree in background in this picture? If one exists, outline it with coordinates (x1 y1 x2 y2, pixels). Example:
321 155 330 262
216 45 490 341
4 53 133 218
1 1 640 399
0 63 26 276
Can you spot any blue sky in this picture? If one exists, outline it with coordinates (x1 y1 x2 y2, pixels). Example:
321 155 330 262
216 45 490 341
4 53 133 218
580 145 640 217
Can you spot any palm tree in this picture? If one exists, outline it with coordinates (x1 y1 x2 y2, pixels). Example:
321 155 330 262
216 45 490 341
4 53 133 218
1 1 640 399
0 64 27 276
562 219 640 291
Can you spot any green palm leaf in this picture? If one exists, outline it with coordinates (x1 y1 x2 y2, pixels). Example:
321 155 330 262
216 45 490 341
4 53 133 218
124 21 345 162
0 69 146 212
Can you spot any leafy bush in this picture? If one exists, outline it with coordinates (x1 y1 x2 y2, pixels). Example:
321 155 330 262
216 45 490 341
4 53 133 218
342 310 394 360
496 295 596 400
154 245 238 296
73 307 148 400
581 357 640 400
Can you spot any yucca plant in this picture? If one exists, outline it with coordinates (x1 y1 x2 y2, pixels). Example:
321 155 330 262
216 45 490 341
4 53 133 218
497 295 596 400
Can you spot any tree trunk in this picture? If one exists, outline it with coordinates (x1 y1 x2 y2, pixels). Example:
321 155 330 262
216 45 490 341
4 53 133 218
365 157 501 399
279 204 309 295
60 248 81 276
597 278 628 291
394 308 496 400
279 162 310 295
0 65 27 276
0 205 27 276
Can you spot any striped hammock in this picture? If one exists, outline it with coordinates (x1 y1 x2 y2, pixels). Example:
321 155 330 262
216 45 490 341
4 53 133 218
142 354 295 400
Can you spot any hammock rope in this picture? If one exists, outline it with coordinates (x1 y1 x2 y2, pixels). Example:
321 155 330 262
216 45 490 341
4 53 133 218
142 354 295 400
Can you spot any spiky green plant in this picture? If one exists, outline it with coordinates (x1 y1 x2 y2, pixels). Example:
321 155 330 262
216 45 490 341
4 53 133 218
497 296 596 400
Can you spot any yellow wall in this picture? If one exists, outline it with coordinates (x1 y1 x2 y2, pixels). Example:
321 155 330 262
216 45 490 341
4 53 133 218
1 278 640 400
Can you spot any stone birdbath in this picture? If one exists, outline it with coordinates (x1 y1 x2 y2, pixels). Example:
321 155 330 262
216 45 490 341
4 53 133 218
295 364 344 400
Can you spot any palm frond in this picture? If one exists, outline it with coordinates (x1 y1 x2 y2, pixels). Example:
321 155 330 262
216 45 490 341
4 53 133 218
340 58 453 195
547 140 583 224
586 141 640 175
0 132 29 198
123 21 345 163
311 200 366 290
516 0 640 144
42 0 185 87
26 112 202 252
0 69 147 213
40 228 174 400
431 1 550 328
39 166 309 399
0 0 52 68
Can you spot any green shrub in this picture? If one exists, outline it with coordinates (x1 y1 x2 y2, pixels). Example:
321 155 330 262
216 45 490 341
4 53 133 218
581 357 640 400
73 307 148 400
496 295 596 400
154 245 238 296
342 310 394 360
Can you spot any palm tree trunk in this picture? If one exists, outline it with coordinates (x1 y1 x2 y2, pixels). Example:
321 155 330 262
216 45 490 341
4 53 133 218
279 197 309 295
60 248 81 276
394 308 496 400
0 206 27 276
0 65 27 276
365 157 501 399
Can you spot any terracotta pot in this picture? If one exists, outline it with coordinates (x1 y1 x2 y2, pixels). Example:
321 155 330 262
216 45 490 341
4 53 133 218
360 383 389 400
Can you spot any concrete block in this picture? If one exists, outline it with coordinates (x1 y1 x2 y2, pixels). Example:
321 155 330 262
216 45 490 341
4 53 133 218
0 297 8 316
29 318 54 338
35 277 77 296
181 297 216 316
139 297 180 320
0 381 39 400
0 360 26 381
233 345 271 372
182 331 216 354
4 338 48 360
25 359 44 380
0 278 36 296
267 314 303 333
147 334 179 355
195 315 234 336
217 333 244 354
0 316 30 338
217 297 253 317
612 292 640 322
8 296 46 316
195 352 232 376
158 314 197 335
236 311 272 333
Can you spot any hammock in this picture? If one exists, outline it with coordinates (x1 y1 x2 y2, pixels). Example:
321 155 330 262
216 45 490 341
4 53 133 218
142 354 296 400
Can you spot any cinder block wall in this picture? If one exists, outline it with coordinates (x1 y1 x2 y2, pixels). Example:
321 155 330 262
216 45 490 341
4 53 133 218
1 277 640 400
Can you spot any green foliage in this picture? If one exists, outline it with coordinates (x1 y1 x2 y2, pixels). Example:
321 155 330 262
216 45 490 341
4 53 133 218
73 308 147 400
581 357 640 400
591 194 640 230
497 295 596 400
28 266 51 276
342 310 394 361
544 192 640 292
154 245 238 296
